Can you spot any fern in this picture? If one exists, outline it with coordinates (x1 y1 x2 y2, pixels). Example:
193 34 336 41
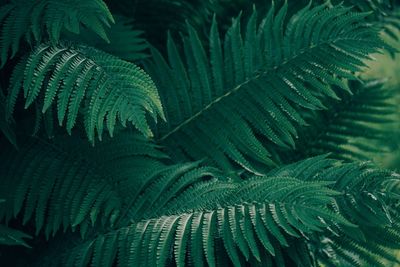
147 2 387 174
5 42 164 141
0 224 31 248
0 131 169 238
283 79 397 162
31 156 400 267
2 1 400 266
340 0 400 41
65 15 149 61
0 200 31 248
0 0 114 67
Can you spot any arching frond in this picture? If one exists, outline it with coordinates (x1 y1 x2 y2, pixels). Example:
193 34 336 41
37 155 400 267
6 43 164 142
147 2 386 174
283 80 396 162
44 172 348 267
0 131 170 238
3 134 400 267
0 0 114 67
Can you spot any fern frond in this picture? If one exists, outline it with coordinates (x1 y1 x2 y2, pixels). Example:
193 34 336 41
5 142 400 266
0 131 169 237
0 0 114 67
66 15 149 61
0 199 31 248
270 155 400 266
6 42 164 142
0 224 31 248
340 0 400 42
49 172 348 267
285 80 396 162
0 138 121 237
147 2 386 174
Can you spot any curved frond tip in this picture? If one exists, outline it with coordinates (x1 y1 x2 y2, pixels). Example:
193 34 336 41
6 43 164 142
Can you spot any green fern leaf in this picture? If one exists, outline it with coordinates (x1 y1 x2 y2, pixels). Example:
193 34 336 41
66 15 149 62
0 0 114 67
6 43 164 142
287 79 396 162
49 158 369 267
147 3 386 174
0 200 31 248
0 132 166 237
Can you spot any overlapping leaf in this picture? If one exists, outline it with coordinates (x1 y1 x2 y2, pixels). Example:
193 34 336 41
47 172 348 267
283 80 397 162
0 0 114 67
147 2 387 174
0 132 167 238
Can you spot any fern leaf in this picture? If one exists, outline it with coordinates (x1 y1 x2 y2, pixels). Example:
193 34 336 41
49 158 371 267
270 155 400 266
147 3 386 174
65 15 149 61
0 132 166 237
0 200 31 248
6 43 164 142
286 80 396 162
0 0 114 67
0 224 31 248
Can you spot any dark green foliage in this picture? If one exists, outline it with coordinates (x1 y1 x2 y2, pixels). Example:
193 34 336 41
147 2 386 174
6 42 164 141
65 15 150 61
106 0 214 49
36 156 400 266
1 0 400 266
0 87 16 146
0 200 31 247
0 0 114 67
285 80 397 162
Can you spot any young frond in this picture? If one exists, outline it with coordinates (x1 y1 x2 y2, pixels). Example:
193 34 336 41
6 43 164 142
0 0 114 67
147 2 387 174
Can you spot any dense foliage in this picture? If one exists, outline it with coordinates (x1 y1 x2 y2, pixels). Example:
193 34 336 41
2 0 400 266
